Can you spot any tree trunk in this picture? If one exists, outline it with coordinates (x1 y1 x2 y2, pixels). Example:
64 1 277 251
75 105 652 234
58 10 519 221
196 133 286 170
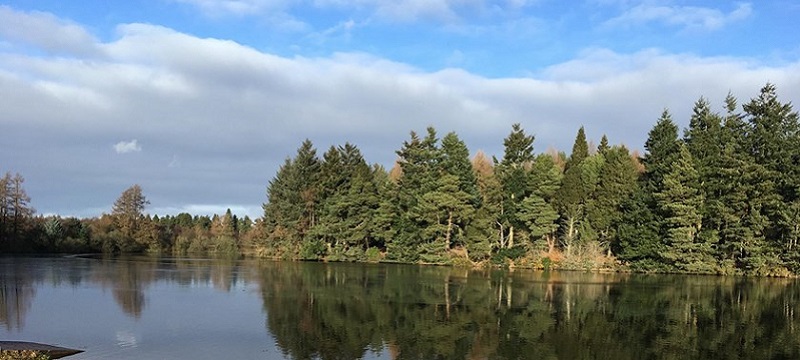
445 210 453 251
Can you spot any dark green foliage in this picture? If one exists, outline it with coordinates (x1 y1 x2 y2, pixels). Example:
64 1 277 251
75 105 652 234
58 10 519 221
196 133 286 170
586 146 638 247
262 139 321 257
597 134 610 155
494 123 536 252
565 126 589 171
518 153 563 252
440 132 481 207
643 110 681 191
742 83 800 273
556 127 601 251
616 110 682 270
387 128 442 262
654 144 714 272
500 123 535 166
615 185 662 269
466 151 501 262
308 143 382 261
518 195 558 249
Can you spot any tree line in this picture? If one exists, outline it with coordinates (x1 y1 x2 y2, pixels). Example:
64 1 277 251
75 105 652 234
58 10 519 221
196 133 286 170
259 83 800 275
2 83 799 275
0 182 255 255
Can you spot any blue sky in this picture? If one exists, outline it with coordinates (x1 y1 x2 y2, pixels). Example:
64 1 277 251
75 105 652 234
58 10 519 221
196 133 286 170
1 0 799 218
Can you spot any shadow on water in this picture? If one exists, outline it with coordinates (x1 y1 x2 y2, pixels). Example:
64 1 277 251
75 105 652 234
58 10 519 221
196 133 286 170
1 257 799 359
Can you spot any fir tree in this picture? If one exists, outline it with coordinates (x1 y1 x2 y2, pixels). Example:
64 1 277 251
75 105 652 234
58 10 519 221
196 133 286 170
495 124 535 250
586 145 638 248
597 134 610 155
565 126 589 171
743 83 800 272
654 144 714 272
616 111 680 270
556 127 597 251
262 140 320 257
389 127 441 261
466 151 501 261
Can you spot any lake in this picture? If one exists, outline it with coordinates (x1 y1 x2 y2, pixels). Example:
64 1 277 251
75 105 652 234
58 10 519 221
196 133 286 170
1 256 799 359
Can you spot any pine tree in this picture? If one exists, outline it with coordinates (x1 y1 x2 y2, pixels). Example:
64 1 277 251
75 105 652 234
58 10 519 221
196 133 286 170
682 97 725 267
743 83 800 272
262 140 320 257
616 111 680 270
597 135 610 155
518 195 558 252
416 174 476 261
494 124 535 251
303 143 380 260
642 110 681 191
524 153 563 252
389 127 442 261
555 127 597 251
586 145 638 248
654 144 714 272
466 151 500 261
565 126 589 171
440 132 480 206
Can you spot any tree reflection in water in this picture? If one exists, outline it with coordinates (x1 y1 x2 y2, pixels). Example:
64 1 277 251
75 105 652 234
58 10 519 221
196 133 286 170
1 257 798 360
258 262 800 360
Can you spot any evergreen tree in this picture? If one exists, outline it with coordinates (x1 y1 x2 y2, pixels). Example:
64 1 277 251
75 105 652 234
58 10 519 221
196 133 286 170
586 146 638 248
565 126 589 171
0 173 9 243
742 83 800 272
616 111 680 270
389 127 441 261
494 124 535 251
466 151 500 261
523 153 563 252
310 143 381 261
416 174 476 262
682 97 725 264
642 110 681 191
440 132 480 206
654 144 714 272
616 185 661 269
597 135 610 155
518 195 558 252
556 127 598 252
714 109 777 275
262 140 320 257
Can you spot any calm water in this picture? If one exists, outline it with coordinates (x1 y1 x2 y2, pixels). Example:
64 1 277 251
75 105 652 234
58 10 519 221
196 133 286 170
1 256 799 360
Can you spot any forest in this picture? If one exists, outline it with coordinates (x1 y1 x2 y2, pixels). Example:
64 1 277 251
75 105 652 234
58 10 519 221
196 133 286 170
2 83 799 276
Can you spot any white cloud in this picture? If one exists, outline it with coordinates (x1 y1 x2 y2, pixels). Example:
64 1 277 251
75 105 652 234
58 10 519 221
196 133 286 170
312 0 466 22
180 0 531 24
172 0 292 16
0 5 100 56
114 140 142 154
604 2 752 31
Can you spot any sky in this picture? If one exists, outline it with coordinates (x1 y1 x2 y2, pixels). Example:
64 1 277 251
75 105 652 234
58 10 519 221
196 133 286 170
1 0 799 219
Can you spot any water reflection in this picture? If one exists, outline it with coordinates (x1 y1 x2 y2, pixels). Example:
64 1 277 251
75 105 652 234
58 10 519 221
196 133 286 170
0 260 38 330
0 257 799 360
257 263 800 360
